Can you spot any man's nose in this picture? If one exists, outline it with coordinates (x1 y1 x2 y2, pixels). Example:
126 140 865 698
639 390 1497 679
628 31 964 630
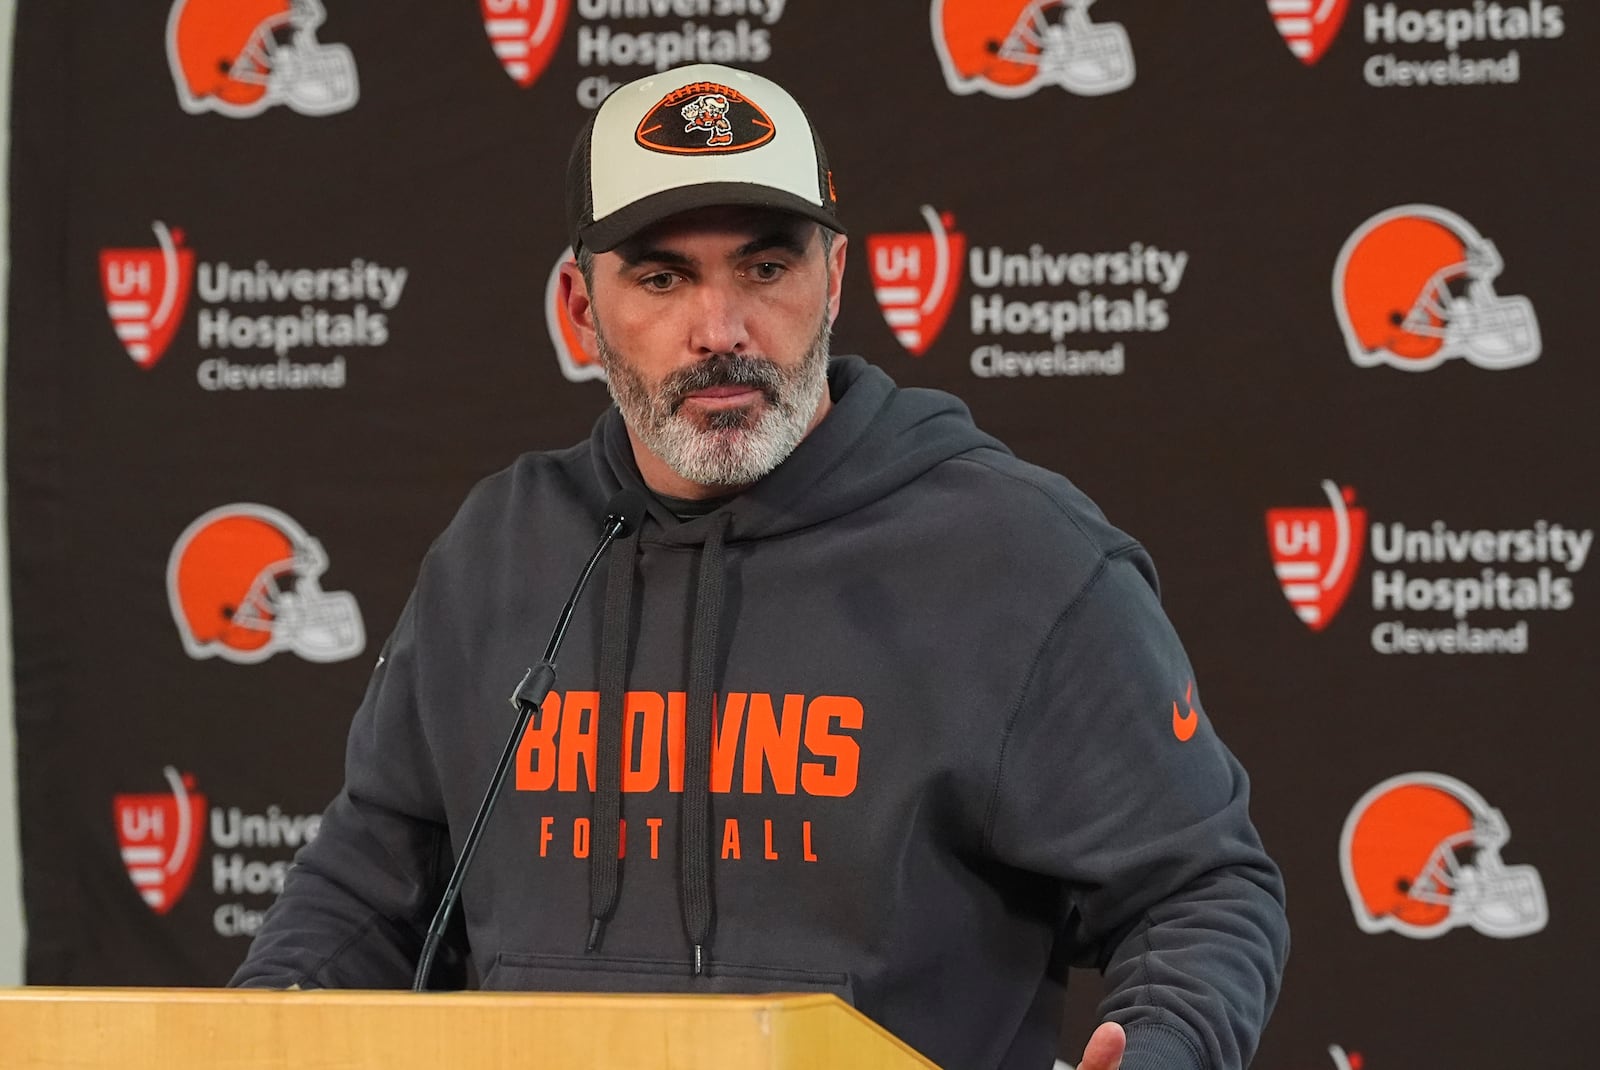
690 278 751 355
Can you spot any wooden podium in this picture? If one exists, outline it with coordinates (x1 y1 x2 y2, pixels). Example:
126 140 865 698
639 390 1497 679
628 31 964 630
0 987 939 1069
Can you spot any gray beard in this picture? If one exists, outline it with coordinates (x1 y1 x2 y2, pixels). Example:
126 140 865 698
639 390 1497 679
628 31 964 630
598 315 831 490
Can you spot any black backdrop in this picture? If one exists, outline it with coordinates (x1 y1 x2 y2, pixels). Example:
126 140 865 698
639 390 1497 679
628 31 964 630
8 2 1596 1066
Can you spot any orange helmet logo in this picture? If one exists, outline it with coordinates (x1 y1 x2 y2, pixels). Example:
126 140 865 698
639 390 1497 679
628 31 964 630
1340 772 1548 939
1334 205 1541 371
166 0 360 118
167 504 365 664
931 0 1135 98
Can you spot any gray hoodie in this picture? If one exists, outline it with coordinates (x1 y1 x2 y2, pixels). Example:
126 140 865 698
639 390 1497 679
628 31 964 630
232 355 1288 1070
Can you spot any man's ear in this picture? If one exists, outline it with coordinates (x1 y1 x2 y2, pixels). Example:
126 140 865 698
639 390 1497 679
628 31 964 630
825 234 847 327
559 260 599 357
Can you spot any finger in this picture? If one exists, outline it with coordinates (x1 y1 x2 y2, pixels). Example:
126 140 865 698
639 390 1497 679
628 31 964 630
1078 1021 1127 1070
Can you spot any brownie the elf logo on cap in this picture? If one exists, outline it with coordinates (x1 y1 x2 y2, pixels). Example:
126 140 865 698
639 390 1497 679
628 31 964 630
635 80 776 155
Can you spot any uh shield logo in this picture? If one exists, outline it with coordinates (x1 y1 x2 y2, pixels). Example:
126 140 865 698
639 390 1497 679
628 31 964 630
481 0 570 88
100 222 194 370
1268 0 1348 65
1328 1047 1362 1070
868 207 965 357
114 767 207 915
1266 480 1366 631
546 248 604 382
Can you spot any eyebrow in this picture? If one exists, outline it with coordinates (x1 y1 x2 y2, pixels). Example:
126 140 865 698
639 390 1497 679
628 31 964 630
615 226 814 271
616 245 694 270
733 229 811 259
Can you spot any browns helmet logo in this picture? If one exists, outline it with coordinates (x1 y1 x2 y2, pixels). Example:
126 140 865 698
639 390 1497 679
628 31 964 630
931 0 1136 98
480 0 569 89
100 221 194 370
1265 480 1366 632
546 246 604 383
166 0 360 118
1340 772 1548 939
167 503 365 664
114 767 207 915
1334 204 1541 371
635 81 776 155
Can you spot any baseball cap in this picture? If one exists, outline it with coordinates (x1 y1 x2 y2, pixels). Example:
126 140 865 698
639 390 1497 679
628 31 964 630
567 63 844 254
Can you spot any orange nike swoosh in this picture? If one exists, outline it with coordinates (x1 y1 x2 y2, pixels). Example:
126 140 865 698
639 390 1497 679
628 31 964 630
1172 700 1198 742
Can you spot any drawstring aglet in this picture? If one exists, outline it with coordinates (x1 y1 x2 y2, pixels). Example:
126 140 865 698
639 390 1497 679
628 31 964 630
586 917 605 953
692 943 705 976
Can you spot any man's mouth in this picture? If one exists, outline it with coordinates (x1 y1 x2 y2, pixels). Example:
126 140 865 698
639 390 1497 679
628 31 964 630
681 385 765 410
664 354 782 416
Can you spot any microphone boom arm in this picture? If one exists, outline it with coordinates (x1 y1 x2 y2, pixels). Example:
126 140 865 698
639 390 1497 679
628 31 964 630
412 500 639 992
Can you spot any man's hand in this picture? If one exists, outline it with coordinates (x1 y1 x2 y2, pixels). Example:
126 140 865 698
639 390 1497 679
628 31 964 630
1077 1022 1126 1070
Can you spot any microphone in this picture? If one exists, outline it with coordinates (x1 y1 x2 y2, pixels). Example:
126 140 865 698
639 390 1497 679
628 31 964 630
412 489 647 991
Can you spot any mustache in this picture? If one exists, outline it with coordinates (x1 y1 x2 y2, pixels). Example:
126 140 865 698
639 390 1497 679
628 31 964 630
663 354 783 412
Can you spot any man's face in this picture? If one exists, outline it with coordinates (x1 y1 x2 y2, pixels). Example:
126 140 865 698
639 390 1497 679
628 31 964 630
561 206 848 498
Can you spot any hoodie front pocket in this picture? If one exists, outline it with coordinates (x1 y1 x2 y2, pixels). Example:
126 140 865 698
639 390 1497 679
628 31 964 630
484 950 855 1006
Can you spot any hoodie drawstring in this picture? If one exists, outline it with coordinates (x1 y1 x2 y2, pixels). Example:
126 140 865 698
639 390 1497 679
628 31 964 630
680 512 730 975
587 524 640 953
585 512 730 977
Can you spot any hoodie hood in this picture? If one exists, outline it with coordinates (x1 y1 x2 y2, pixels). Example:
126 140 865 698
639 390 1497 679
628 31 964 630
589 355 1010 541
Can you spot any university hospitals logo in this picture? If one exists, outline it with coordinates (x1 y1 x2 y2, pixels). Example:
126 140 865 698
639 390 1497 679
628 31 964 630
1334 205 1540 371
100 222 195 370
868 207 965 357
1328 1046 1363 1070
962 222 1187 379
166 0 359 117
1340 772 1547 939
1267 480 1367 631
533 1 790 110
1276 0 1568 85
115 767 324 935
547 248 603 382
115 767 207 915
1268 0 1349 64
931 0 1135 97
97 220 409 391
481 0 570 88
167 504 365 664
1267 480 1590 653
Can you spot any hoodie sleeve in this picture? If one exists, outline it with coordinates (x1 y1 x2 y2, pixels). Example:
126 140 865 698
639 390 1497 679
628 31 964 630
229 585 460 989
982 548 1289 1070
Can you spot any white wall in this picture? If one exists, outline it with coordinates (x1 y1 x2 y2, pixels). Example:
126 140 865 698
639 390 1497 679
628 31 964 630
0 0 25 986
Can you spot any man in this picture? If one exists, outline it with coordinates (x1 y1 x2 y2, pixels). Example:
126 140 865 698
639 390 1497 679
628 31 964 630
232 63 1289 1070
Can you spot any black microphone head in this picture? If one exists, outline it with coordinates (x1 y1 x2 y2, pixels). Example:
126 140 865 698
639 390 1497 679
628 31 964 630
602 489 648 537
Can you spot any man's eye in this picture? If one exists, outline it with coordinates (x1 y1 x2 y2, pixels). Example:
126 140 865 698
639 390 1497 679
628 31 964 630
748 262 786 281
641 272 678 291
